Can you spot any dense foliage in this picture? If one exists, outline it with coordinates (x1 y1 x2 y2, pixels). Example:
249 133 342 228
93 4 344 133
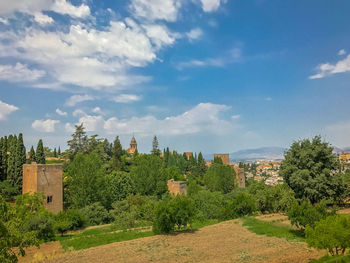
280 136 347 204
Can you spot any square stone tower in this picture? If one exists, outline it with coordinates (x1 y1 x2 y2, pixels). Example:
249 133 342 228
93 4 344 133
167 179 187 195
22 164 63 214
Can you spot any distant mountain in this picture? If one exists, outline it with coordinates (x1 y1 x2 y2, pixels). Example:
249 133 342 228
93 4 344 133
204 147 286 162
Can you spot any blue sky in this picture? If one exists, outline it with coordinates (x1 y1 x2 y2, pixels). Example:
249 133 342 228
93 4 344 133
0 0 350 153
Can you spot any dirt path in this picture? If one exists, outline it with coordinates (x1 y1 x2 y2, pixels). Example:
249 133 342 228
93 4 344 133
40 220 323 263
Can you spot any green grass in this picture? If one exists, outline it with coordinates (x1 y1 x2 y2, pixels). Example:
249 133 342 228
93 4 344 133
311 254 350 263
242 217 305 242
57 219 219 251
59 230 154 251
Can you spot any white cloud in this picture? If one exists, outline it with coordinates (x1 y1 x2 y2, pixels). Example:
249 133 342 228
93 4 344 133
142 24 178 49
0 17 8 24
92 107 103 114
72 109 86 117
51 0 90 18
231 115 240 119
32 119 59 132
64 122 75 133
129 0 181 22
309 54 350 79
34 12 53 24
104 103 236 136
113 94 142 103
200 0 223 12
0 101 18 120
65 94 94 107
177 47 242 69
0 63 45 82
186 28 203 42
338 49 346 56
78 114 105 132
56 108 67 116
0 0 52 16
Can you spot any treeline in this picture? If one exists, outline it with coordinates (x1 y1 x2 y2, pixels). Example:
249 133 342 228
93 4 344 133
0 134 47 199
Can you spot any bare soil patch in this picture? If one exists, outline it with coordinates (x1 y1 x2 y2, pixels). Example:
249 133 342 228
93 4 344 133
40 220 323 263
18 242 63 263
256 213 293 228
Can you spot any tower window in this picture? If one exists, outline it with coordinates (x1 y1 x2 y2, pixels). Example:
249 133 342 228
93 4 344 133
47 195 53 203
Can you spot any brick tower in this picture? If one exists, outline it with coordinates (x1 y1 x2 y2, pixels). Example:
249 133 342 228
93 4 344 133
22 164 63 214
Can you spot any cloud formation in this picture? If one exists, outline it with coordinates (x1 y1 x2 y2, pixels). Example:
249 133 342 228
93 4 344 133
0 101 18 120
112 94 142 103
65 94 94 107
32 119 60 132
0 63 45 82
56 108 67 116
309 54 350 79
186 28 203 42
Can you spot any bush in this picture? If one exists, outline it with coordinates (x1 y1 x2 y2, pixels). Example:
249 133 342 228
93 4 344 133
288 201 335 230
219 192 257 220
65 209 86 230
24 211 55 241
306 215 350 256
192 190 224 220
204 164 235 194
153 195 195 234
80 202 112 226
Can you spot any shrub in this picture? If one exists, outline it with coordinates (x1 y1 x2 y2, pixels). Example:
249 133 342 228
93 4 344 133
169 195 195 229
80 202 112 226
24 211 55 241
192 190 224 220
219 192 257 220
306 215 350 256
153 201 174 234
65 209 86 230
288 201 335 230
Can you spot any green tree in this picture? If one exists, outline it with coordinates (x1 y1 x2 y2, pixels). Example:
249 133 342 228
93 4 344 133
67 123 88 159
65 153 107 208
106 171 135 205
204 163 235 193
57 147 61 157
192 190 224 220
28 146 35 164
280 136 346 204
35 139 45 164
7 135 17 187
111 136 123 171
153 201 174 234
169 195 195 229
151 135 161 156
220 192 257 220
287 200 335 230
0 193 48 263
213 156 223 164
53 148 57 157
1 136 8 181
131 155 166 196
306 215 350 256
14 133 26 193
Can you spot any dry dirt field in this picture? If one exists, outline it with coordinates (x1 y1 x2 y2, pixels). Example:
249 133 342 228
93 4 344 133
21 219 325 263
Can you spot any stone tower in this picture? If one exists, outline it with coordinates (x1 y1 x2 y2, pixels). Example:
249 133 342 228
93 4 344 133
126 136 138 154
22 164 63 214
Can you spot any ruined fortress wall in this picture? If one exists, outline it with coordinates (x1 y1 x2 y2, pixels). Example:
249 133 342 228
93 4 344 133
214 154 230 165
23 164 63 214
168 179 187 195
233 166 246 188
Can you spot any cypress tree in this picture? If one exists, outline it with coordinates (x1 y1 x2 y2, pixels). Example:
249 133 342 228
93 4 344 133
164 147 170 168
36 139 45 164
7 134 17 186
1 136 8 180
57 146 61 156
0 137 3 181
14 133 26 193
151 135 161 156
53 148 57 157
28 146 36 163
111 136 123 170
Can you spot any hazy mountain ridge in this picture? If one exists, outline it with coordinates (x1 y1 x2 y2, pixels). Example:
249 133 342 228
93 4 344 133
204 146 350 162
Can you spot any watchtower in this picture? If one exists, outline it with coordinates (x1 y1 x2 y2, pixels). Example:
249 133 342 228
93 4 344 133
22 164 63 214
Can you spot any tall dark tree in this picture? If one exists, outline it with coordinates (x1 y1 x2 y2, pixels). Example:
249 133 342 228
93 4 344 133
164 147 170 168
280 136 346 204
197 152 207 177
57 147 61 157
0 137 3 181
111 136 123 171
53 148 57 157
35 139 45 164
14 133 26 192
28 146 36 163
151 135 161 156
7 135 17 186
1 136 8 181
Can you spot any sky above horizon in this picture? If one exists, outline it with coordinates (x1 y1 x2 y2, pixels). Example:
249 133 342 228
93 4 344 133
0 0 350 153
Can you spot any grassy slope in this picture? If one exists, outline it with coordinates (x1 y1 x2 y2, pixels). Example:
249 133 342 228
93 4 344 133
241 217 305 242
57 219 219 251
